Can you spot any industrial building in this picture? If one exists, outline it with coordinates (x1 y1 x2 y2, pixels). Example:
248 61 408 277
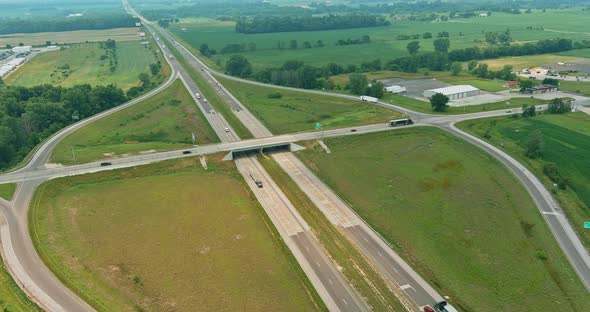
525 85 558 94
11 46 32 54
385 85 406 94
423 85 480 100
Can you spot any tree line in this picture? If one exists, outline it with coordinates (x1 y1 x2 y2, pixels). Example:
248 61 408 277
235 14 390 34
0 15 137 35
0 82 127 169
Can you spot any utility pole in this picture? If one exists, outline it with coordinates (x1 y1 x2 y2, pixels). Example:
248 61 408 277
71 146 76 161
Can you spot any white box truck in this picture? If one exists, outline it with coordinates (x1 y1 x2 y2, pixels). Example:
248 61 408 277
360 95 378 103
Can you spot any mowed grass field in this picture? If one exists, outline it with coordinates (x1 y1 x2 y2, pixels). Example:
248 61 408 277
171 9 590 71
0 28 141 47
0 183 16 201
6 41 156 90
51 80 218 165
217 77 400 134
458 112 590 249
297 127 590 311
29 157 324 312
560 80 590 96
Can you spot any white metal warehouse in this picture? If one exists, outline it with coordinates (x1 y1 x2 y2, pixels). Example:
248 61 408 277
423 85 480 100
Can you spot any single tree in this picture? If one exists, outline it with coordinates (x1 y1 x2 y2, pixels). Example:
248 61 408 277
226 55 252 77
450 62 462 76
348 73 368 95
433 38 450 53
289 40 298 49
406 41 420 55
525 130 543 158
302 41 312 49
430 93 449 112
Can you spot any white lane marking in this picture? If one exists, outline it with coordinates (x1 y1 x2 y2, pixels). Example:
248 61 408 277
400 284 413 290
542 211 559 215
377 251 383 257
328 278 334 286
342 299 348 305
315 261 321 268
363 236 369 243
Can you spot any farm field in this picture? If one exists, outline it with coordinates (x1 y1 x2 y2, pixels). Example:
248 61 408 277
0 262 41 312
383 95 548 114
170 9 590 71
29 157 324 312
6 41 156 90
0 28 142 47
297 127 590 312
0 183 16 201
458 112 590 249
480 54 579 70
217 76 401 134
51 80 218 165
559 48 590 58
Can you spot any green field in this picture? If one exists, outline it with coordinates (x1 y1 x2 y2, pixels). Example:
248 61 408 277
218 77 400 134
51 80 218 165
29 157 324 312
297 127 590 312
170 9 590 71
558 48 590 58
0 261 41 312
458 112 590 249
7 41 157 90
0 183 16 201
560 80 590 96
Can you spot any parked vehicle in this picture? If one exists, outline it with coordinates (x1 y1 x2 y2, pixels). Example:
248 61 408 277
100 162 112 166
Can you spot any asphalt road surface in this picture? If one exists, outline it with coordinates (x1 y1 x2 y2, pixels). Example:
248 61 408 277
0 1 588 311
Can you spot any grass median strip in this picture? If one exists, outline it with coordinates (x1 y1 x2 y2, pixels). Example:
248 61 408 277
158 29 253 139
258 154 407 311
29 156 324 312
0 260 41 312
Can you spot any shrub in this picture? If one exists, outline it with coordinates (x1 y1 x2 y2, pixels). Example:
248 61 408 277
267 92 283 99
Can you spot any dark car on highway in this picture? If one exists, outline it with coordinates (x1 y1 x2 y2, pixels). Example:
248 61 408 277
100 162 112 166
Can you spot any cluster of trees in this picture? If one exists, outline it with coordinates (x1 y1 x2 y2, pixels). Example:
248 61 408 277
0 15 137 35
543 162 569 189
234 14 390 34
0 82 127 169
469 62 516 80
226 55 253 78
396 31 449 41
546 97 572 114
407 13 447 22
449 38 585 62
348 73 384 97
127 62 164 98
157 18 179 27
335 35 371 46
99 39 118 73
199 44 216 57
484 30 512 45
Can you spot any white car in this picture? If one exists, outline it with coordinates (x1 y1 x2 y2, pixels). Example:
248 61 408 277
224 127 230 133
195 93 201 99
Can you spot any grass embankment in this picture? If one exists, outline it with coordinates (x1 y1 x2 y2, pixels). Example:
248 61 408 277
51 80 219 165
218 77 401 134
0 183 16 201
297 127 590 312
7 41 157 90
0 261 41 312
458 112 590 249
259 155 407 311
560 80 590 97
157 29 253 139
29 156 324 312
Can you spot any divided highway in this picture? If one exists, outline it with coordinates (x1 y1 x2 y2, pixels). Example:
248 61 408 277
0 1 587 311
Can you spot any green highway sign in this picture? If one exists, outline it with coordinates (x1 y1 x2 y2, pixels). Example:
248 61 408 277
315 122 322 129
584 222 590 229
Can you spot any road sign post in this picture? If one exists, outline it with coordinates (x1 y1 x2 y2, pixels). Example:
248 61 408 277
315 122 323 139
584 222 590 229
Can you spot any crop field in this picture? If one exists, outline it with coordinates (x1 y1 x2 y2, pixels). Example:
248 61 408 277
297 127 590 311
0 183 16 201
480 54 580 70
170 9 590 71
0 28 142 47
458 112 590 249
559 48 590 58
51 80 218 165
218 77 400 134
6 40 156 90
29 157 324 312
